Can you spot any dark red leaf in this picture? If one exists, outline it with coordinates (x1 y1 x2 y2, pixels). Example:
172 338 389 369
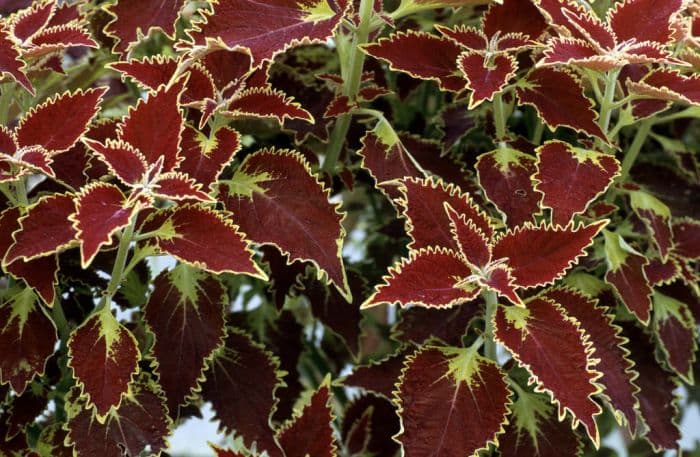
362 31 466 92
15 87 107 153
395 347 511 457
517 68 607 141
340 394 400 457
73 183 134 268
0 207 58 304
146 204 264 277
224 87 313 123
672 219 700 259
458 52 516 108
603 231 653 324
221 149 348 298
445 203 491 268
65 383 171 457
0 287 56 394
624 325 681 452
362 247 476 309
179 125 240 191
499 386 583 457
189 0 347 67
277 380 337 457
492 220 606 288
67 310 140 418
475 147 540 227
494 299 602 444
394 304 481 346
202 329 283 457
399 176 493 252
104 0 186 53
542 287 639 431
344 350 406 399
144 265 226 415
628 69 700 106
4 193 77 264
118 78 185 172
0 29 33 93
9 1 54 42
608 0 683 44
482 0 547 40
24 24 97 58
82 138 148 186
653 291 697 383
357 132 423 195
153 172 214 202
534 141 620 226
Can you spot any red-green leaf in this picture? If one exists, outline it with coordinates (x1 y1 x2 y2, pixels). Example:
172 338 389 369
277 379 337 457
493 299 603 445
0 287 56 394
395 347 511 457
629 190 674 260
499 386 583 457
608 0 683 44
362 247 476 309
399 176 493 252
603 231 653 324
23 24 97 58
104 0 186 53
224 87 313 123
475 147 541 227
542 287 639 431
538 37 618 71
0 29 33 93
14 87 107 153
221 149 348 298
179 125 240 191
189 0 348 67
73 183 135 268
492 220 606 288
340 394 400 457
362 31 466 92
202 329 283 457
458 52 516 109
82 138 147 186
517 68 607 141
117 79 185 172
144 265 227 415
146 204 264 278
4 193 77 264
211 445 246 457
482 265 522 306
67 310 140 419
65 382 171 457
534 141 620 226
653 291 697 383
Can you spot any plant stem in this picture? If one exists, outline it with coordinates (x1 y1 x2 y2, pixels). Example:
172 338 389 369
598 68 621 135
618 119 652 183
96 215 138 312
532 118 544 144
493 92 507 142
14 177 29 207
51 298 70 343
483 290 498 361
322 0 375 173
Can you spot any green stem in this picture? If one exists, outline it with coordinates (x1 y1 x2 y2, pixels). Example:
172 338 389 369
51 298 70 343
14 177 29 207
322 0 375 173
618 119 652 183
483 290 498 361
654 106 700 123
532 118 545 144
0 83 15 125
95 215 138 312
598 68 621 135
493 92 507 142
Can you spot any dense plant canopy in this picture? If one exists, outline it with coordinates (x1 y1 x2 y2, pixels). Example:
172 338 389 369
0 0 699 456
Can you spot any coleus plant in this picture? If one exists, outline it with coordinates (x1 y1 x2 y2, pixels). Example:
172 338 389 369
0 0 699 455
